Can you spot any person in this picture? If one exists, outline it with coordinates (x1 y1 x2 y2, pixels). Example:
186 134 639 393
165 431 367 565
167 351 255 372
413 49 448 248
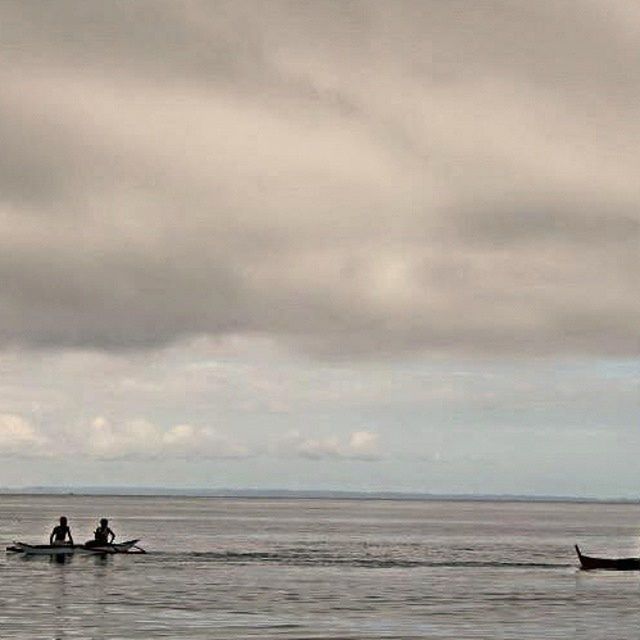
50 516 74 546
93 518 115 545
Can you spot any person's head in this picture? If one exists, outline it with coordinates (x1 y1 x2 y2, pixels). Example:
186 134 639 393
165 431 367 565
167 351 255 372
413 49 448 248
59 516 67 526
100 518 108 527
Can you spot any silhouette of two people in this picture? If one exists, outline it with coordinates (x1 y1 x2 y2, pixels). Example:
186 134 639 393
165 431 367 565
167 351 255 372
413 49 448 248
50 516 116 547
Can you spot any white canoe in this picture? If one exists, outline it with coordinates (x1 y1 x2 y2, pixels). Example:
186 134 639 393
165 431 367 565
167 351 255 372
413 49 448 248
81 539 143 553
6 539 143 555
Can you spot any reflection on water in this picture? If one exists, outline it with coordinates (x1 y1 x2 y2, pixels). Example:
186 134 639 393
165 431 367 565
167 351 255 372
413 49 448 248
53 556 68 640
88 557 108 640
1 496 640 638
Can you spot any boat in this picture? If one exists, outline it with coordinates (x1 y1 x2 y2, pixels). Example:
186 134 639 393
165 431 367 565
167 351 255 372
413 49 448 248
575 545 640 571
6 539 145 555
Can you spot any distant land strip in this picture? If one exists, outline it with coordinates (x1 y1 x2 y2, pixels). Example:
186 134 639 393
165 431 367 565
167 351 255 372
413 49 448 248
0 487 638 504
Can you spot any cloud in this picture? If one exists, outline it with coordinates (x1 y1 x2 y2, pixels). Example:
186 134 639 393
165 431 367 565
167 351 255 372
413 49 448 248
0 1 638 358
0 413 249 460
347 431 380 458
0 414 49 456
87 417 161 459
0 409 378 462
161 423 249 459
86 416 250 460
278 429 381 460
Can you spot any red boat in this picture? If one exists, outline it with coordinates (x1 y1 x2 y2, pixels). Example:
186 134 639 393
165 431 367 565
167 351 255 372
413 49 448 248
575 545 640 571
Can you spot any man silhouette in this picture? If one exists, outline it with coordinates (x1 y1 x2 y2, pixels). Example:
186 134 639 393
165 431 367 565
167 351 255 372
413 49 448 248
49 516 74 545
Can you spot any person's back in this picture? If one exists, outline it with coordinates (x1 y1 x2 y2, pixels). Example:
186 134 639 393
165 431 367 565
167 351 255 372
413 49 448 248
50 516 73 545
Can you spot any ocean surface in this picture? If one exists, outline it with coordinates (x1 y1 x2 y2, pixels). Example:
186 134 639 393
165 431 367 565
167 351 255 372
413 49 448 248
1 495 639 639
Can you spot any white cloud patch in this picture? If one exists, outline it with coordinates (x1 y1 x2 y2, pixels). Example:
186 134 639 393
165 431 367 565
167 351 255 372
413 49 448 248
87 416 161 459
0 413 49 456
0 412 378 462
278 429 381 461
86 416 249 460
0 407 377 463
0 413 249 461
161 423 249 459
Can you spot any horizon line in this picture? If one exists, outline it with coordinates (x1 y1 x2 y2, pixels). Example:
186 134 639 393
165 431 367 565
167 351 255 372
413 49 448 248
0 486 638 504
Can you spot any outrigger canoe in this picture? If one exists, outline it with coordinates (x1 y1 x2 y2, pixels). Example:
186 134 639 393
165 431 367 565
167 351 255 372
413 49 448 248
575 545 640 571
6 539 145 555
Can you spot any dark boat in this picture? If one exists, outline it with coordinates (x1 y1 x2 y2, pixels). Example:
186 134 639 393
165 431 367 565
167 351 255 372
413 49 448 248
575 545 640 571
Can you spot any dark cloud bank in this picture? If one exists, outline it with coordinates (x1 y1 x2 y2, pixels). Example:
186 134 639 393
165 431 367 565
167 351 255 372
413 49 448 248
0 1 638 358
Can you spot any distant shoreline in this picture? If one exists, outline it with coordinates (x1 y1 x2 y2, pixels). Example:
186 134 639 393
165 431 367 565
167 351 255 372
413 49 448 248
0 487 638 504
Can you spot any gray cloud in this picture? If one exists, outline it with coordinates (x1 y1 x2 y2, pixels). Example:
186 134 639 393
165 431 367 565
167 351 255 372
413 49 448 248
0 1 638 357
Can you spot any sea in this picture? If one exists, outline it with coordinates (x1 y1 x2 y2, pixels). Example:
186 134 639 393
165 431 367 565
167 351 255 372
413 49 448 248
0 494 639 639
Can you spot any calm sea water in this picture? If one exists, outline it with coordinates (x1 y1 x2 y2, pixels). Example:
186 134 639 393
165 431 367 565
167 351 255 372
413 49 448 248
0 495 639 638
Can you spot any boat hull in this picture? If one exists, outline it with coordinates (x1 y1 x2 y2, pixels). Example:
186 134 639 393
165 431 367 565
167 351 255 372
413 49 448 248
7 539 143 555
575 545 640 571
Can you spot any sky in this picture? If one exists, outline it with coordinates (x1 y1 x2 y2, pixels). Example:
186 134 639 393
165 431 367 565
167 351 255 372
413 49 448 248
0 1 637 497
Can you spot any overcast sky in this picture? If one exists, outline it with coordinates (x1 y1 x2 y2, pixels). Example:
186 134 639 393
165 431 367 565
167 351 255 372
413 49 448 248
0 1 637 497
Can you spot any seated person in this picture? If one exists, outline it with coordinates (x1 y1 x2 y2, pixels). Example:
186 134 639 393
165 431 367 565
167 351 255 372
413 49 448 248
93 518 116 545
50 516 74 546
